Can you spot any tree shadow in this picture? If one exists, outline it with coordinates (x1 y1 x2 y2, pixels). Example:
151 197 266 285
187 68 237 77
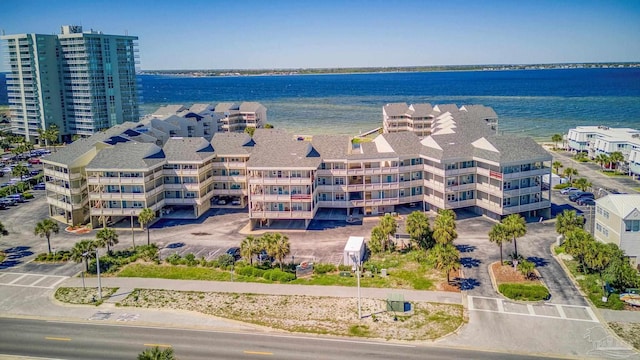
454 277 481 291
460 257 481 268
165 242 185 249
455 244 476 253
527 256 549 267
3 246 34 259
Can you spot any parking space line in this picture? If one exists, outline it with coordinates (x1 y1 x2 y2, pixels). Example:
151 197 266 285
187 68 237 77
29 276 49 286
8 273 28 285
527 304 535 315
48 276 69 289
556 304 567 319
585 307 599 322
496 299 504 313
467 296 475 310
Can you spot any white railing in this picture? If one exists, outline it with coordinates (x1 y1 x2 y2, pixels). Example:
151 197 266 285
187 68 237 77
250 211 314 219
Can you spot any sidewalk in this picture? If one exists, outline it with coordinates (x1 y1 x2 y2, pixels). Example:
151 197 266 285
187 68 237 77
600 308 640 323
60 276 463 305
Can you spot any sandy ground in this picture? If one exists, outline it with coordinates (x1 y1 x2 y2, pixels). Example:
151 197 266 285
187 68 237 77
55 287 464 341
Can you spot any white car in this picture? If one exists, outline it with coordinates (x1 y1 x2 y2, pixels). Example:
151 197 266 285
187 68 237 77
560 187 578 195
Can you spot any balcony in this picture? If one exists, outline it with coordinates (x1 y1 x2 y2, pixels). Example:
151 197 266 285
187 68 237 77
249 211 314 219
317 200 351 208
502 200 551 215
249 177 311 185
502 168 549 180
503 185 542 198
445 199 476 209
89 192 147 201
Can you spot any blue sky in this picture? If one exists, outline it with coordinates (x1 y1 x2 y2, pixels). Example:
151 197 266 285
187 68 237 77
1 0 639 71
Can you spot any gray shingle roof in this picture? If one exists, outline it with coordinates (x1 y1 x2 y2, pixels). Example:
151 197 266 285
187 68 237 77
383 103 409 116
239 102 263 112
163 137 214 162
86 142 165 170
211 132 254 156
380 132 422 157
248 129 322 169
478 136 551 164
311 134 351 160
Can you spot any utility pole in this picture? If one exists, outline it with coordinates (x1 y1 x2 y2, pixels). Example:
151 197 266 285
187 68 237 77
96 248 102 300
130 211 135 249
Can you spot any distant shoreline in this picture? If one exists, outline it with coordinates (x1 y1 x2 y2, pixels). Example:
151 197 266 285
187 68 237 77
139 62 640 78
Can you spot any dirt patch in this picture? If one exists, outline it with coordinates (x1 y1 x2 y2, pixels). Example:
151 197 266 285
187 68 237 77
609 322 640 350
491 262 541 285
437 269 462 292
116 288 463 341
55 287 118 305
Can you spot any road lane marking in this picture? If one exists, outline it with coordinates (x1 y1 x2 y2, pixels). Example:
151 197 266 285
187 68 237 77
143 343 172 348
243 350 273 356
556 304 567 319
45 337 71 341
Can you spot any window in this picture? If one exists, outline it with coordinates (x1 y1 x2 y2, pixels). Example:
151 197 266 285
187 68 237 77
335 177 345 185
335 193 345 201
447 193 457 202
625 220 640 232
446 163 458 170
185 192 196 198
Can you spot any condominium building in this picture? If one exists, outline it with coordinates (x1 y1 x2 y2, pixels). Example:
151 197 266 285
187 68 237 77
594 195 640 269
42 103 551 230
2 25 139 142
214 102 266 132
383 103 498 137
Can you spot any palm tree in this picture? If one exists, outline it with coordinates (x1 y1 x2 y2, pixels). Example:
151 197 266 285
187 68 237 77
563 229 593 272
433 209 457 245
378 214 398 252
573 177 591 191
12 163 29 180
502 214 526 259
95 227 119 253
70 239 96 272
555 209 585 236
368 226 385 254
552 161 563 175
405 211 432 250
563 167 578 184
551 134 563 149
488 223 510 264
584 242 613 277
240 235 259 265
430 243 460 284
608 151 625 171
517 260 536 279
595 153 609 170
138 208 156 246
265 232 290 271
138 346 175 360
34 219 60 254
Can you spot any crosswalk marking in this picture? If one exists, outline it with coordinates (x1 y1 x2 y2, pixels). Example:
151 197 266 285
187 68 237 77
0 272 69 289
468 295 599 323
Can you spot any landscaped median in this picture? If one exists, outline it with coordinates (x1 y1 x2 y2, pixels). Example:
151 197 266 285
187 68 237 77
54 287 464 340
490 262 550 302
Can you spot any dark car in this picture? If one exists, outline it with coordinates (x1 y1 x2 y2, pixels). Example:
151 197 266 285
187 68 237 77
33 183 46 190
225 247 241 260
569 192 594 202
258 249 273 263
577 198 596 206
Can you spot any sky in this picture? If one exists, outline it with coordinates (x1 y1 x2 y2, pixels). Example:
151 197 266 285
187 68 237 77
0 0 639 71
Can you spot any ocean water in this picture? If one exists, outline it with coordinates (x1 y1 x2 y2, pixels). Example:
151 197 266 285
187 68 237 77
2 68 640 139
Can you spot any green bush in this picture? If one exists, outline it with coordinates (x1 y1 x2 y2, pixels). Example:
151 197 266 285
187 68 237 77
184 253 197 266
235 266 254 277
554 183 571 189
314 263 336 275
499 283 550 301
166 253 182 265
337 264 352 272
23 192 34 199
217 254 235 268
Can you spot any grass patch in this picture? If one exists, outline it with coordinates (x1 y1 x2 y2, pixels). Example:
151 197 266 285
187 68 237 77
609 322 640 351
600 170 627 177
118 263 273 283
554 245 565 255
55 287 118 306
498 283 550 301
348 324 371 337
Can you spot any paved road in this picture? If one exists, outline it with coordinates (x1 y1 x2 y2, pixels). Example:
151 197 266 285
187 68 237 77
0 317 563 360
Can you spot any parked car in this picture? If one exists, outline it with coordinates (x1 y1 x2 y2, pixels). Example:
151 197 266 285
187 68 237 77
560 187 579 195
7 194 26 203
217 199 227 205
29 169 41 176
577 198 596 206
225 247 241 260
28 158 41 164
258 249 273 263
0 202 6 210
33 183 46 190
0 197 17 206
569 192 594 202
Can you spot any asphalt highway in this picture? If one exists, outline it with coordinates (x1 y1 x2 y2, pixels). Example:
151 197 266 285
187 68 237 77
0 317 560 360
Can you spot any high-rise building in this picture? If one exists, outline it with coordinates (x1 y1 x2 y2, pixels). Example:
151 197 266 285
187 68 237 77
1 25 139 142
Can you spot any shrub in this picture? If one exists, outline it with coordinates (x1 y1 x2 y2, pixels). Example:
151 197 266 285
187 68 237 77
217 254 235 268
166 253 182 266
554 183 571 189
314 263 336 275
235 266 255 277
23 192 34 199
184 253 197 266
337 264 352 272
499 283 550 301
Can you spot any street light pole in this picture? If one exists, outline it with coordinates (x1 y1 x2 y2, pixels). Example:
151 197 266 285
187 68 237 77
96 247 102 300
